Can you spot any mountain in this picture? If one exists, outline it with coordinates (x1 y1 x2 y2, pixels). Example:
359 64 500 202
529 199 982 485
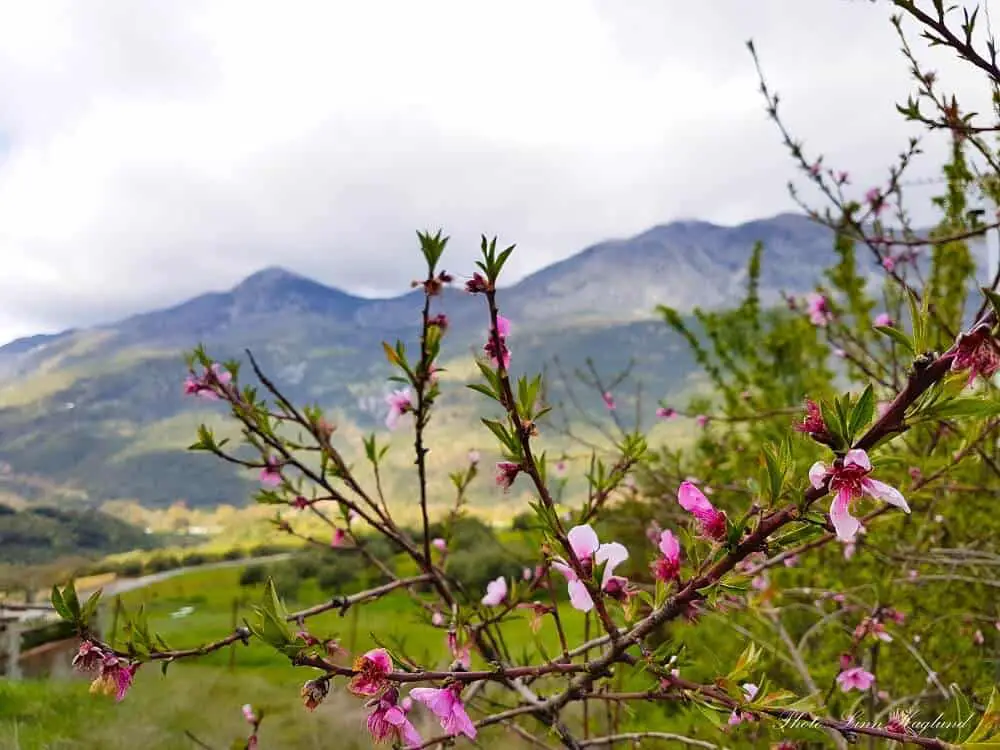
0 213 985 516
502 213 835 326
0 504 160 564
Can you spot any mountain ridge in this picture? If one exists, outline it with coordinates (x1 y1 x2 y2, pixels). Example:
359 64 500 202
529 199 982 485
0 212 986 515
0 212 824 357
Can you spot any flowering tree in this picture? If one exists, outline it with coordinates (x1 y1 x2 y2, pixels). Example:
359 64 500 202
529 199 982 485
51 3 1000 748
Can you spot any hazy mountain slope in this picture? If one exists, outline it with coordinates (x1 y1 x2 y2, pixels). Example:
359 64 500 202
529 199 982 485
0 213 956 512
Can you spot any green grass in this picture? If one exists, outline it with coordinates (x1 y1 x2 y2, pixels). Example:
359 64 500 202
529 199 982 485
0 564 592 749
2 560 746 749
107 567 589 671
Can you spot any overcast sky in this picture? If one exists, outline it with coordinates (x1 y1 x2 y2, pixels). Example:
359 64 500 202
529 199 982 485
0 0 993 346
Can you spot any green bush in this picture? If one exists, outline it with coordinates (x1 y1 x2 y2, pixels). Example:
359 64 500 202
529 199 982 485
238 564 267 587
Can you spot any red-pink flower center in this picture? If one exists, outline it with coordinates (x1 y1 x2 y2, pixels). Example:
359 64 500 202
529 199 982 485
829 462 869 499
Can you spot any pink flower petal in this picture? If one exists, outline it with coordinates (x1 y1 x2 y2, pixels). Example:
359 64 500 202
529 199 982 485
495 314 511 337
567 580 594 612
567 524 600 560
677 481 713 515
595 542 629 588
861 478 910 512
550 559 577 582
830 488 861 542
658 530 680 560
808 461 828 490
843 449 871 472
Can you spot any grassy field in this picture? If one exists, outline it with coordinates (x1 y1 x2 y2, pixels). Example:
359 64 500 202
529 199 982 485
0 566 605 750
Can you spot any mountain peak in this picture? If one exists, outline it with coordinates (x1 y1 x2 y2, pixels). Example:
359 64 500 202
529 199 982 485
233 266 308 290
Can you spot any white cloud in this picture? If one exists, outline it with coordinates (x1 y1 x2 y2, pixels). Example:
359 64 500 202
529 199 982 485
0 0 993 345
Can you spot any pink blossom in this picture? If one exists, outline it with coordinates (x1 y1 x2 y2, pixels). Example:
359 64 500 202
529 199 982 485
522 567 533 581
484 314 512 369
495 461 521 491
602 391 616 410
72 640 104 672
410 684 477 740
183 363 232 400
292 495 310 510
495 314 511 338
885 711 908 735
467 450 480 465
551 524 629 612
836 666 875 692
974 629 985 645
882 255 896 272
833 347 847 358
809 449 909 542
855 617 892 643
728 683 759 725
951 323 1000 384
866 187 885 214
808 162 821 177
783 554 799 568
259 456 282 487
242 704 257 724
385 389 413 430
806 293 834 326
432 538 447 552
431 611 444 627
465 272 489 294
554 459 567 477
367 688 422 748
89 654 138 702
447 632 471 668
695 414 709 428
751 575 769 591
795 399 830 443
481 576 508 607
651 529 681 582
349 648 393 696
874 313 894 328
296 629 319 646
656 406 677 419
645 520 662 544
677 481 728 541
885 608 906 625
331 528 346 547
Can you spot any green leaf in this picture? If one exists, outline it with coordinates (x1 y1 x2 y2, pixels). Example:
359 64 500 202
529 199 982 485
761 446 783 502
81 590 103 626
849 384 876 439
63 581 81 620
982 287 1000 322
818 400 845 448
728 642 761 682
963 686 1000 743
921 397 1000 422
480 418 516 452
50 586 71 621
875 324 915 353
466 383 498 401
